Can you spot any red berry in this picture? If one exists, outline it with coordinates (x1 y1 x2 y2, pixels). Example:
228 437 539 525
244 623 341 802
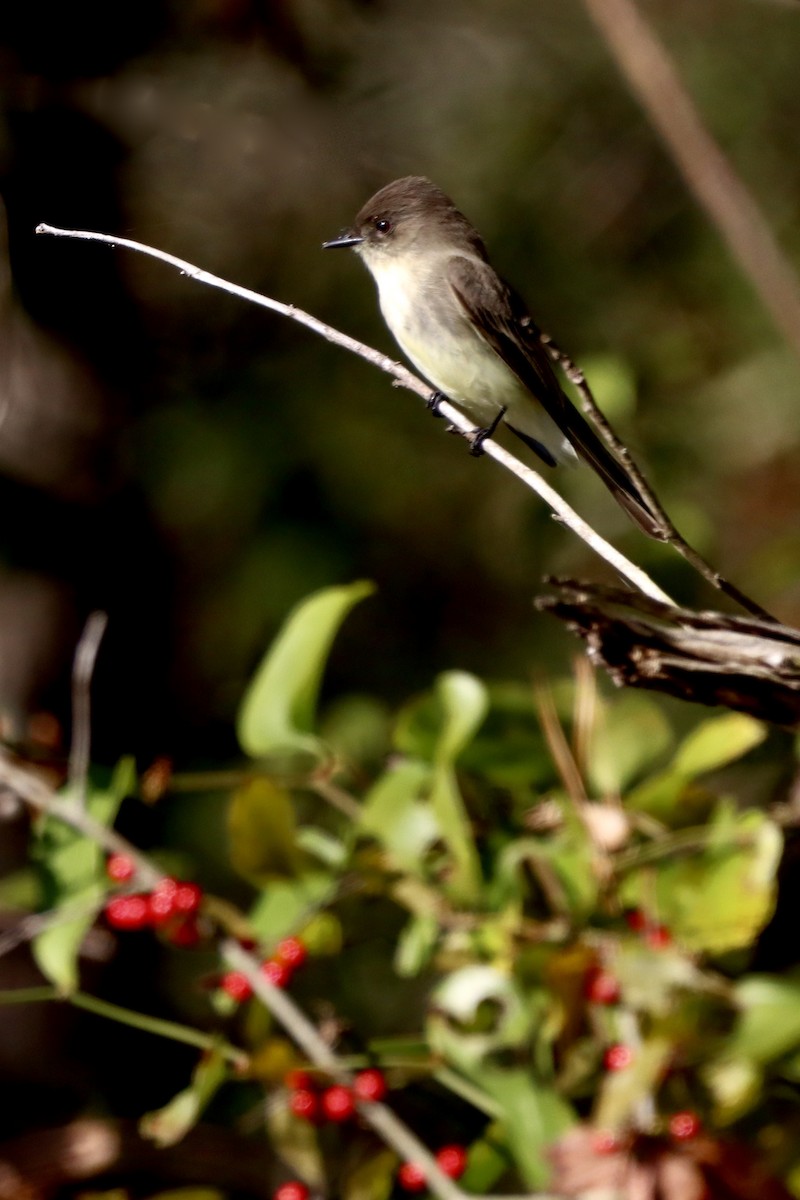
289 1088 320 1122
604 1044 634 1071
645 924 672 949
321 1085 355 1122
106 853 135 883
436 1145 468 1179
584 967 621 1005
592 1130 623 1155
276 936 308 969
353 1068 388 1103
148 877 179 924
669 1111 701 1141
285 1069 312 1090
173 882 203 914
261 958 293 988
220 970 253 1002
625 908 647 931
273 1183 309 1200
105 894 150 930
168 915 201 946
397 1163 427 1193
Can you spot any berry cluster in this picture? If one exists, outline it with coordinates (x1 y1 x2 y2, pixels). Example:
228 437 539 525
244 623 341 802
625 908 672 949
284 1066 388 1125
397 1145 469 1192
220 937 308 1003
104 857 204 947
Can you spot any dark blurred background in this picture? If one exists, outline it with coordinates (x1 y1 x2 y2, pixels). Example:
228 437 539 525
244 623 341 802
0 0 799 764
2 3 800 1191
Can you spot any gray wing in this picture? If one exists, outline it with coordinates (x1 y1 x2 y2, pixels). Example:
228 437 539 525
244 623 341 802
446 255 662 538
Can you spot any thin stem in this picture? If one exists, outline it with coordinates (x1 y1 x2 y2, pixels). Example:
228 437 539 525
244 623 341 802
35 222 674 608
69 991 248 1067
311 776 363 821
69 610 108 808
0 986 248 1067
614 826 757 874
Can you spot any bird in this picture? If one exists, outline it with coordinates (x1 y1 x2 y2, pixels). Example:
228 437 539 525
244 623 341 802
323 175 661 538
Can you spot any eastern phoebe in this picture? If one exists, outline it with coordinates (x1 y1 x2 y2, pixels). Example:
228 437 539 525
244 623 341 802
323 176 660 538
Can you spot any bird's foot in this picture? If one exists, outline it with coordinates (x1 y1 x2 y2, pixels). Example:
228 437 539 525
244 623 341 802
469 406 506 457
426 390 447 417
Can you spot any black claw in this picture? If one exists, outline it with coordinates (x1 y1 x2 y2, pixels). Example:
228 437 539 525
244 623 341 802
426 390 446 417
470 429 491 457
469 406 506 457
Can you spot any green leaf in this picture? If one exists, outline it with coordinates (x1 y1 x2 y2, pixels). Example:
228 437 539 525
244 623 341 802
33 890 103 997
32 758 136 995
433 671 488 763
248 873 335 945
595 1036 673 1132
620 809 781 954
265 1081 325 1191
227 777 304 884
430 965 535 1054
341 1147 396 1200
457 1134 510 1194
701 1055 763 1125
395 912 439 977
140 1045 228 1147
236 580 375 762
587 691 673 794
428 989 574 1187
360 760 437 871
395 682 551 789
497 823 598 921
364 677 486 904
427 672 486 904
727 975 800 1063
672 713 766 775
627 713 767 825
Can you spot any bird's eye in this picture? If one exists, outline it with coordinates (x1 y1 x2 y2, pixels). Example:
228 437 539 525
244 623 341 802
374 218 392 235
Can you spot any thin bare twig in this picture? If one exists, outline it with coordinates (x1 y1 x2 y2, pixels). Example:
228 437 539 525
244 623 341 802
582 0 800 367
543 336 779 622
34 222 673 608
69 611 108 807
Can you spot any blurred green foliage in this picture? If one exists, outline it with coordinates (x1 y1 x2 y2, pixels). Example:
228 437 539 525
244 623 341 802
16 580 800 1197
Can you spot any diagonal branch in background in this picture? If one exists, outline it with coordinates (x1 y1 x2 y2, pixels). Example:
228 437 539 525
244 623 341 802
541 336 779 622
35 222 672 607
581 0 800 368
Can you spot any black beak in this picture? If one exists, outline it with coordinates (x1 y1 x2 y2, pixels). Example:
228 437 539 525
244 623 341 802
322 230 364 250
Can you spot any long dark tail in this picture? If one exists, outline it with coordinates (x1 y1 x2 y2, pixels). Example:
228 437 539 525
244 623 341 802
508 411 664 540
